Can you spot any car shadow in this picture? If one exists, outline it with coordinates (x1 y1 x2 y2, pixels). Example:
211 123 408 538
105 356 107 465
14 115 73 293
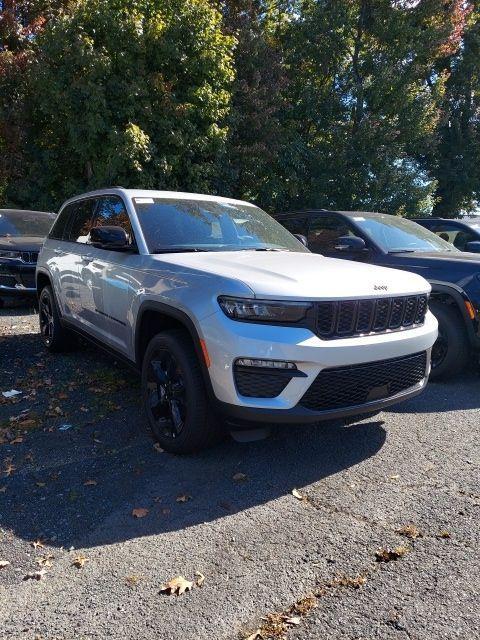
1 390 386 550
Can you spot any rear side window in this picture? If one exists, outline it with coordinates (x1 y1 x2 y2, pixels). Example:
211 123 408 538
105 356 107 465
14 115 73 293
64 199 97 243
49 203 75 240
94 196 135 245
280 216 308 236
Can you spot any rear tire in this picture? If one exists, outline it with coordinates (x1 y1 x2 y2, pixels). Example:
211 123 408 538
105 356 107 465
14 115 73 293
38 285 71 352
141 329 223 453
429 300 469 381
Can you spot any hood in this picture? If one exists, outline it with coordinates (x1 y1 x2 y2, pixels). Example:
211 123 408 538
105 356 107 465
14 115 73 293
0 236 44 252
393 250 480 265
157 251 430 300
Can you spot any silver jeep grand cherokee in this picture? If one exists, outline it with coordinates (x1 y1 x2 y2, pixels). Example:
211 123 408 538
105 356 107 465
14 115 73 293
36 189 437 453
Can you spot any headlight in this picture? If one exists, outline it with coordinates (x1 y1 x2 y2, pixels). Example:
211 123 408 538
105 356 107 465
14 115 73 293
218 296 312 323
0 250 22 260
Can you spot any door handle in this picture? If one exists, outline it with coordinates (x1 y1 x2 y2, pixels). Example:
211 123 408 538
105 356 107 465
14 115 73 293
81 255 93 263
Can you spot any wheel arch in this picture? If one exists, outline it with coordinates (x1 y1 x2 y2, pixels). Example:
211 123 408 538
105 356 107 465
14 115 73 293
429 280 477 346
134 301 215 397
36 268 52 299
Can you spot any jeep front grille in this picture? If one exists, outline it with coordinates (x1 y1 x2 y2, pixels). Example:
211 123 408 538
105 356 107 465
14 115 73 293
316 294 428 339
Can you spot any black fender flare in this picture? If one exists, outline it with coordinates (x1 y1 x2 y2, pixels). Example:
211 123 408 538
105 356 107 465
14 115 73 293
134 300 217 401
428 280 478 345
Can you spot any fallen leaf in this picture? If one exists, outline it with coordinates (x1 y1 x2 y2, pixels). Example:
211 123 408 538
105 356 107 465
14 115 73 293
176 494 191 503
375 545 409 563
232 472 248 482
83 479 97 486
245 632 263 640
125 574 142 587
132 507 149 518
0 560 10 568
9 436 23 444
153 443 164 453
438 530 451 539
72 555 88 568
35 482 46 488
292 488 304 500
23 568 47 581
389 474 400 480
284 616 301 626
195 571 205 587
36 554 54 568
4 461 16 477
18 419 36 428
160 575 194 596
396 524 423 540
31 539 45 550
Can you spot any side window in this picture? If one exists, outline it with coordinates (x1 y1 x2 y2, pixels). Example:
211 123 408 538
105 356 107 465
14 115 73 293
280 217 307 236
64 199 97 244
93 196 134 245
430 223 474 250
49 203 76 240
308 215 359 253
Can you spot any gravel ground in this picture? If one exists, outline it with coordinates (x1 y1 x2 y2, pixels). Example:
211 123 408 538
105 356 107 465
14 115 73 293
0 304 479 640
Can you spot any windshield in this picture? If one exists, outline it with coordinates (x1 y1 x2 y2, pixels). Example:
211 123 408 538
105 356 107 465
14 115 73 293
132 198 308 253
0 211 55 238
353 214 458 253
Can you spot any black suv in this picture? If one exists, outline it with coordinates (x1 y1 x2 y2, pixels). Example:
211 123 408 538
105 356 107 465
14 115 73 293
0 209 55 306
277 209 480 380
413 217 480 253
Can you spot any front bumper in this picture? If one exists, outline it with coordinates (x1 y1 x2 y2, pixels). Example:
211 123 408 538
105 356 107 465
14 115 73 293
201 309 437 423
0 262 36 296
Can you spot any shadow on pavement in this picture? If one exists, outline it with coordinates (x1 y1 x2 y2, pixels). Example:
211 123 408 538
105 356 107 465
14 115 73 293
1 345 386 550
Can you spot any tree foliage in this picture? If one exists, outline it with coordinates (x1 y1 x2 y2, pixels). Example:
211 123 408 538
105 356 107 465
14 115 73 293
0 0 478 215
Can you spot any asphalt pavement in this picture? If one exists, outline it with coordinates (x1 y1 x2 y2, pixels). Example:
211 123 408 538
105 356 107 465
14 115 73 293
0 306 479 640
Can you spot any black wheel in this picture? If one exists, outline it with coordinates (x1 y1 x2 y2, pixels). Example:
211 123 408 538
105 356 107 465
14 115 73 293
142 329 223 453
38 285 70 352
429 300 469 381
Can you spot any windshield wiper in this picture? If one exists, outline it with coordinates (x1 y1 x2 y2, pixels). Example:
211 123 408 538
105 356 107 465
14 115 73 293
240 247 290 252
387 249 416 254
151 247 212 254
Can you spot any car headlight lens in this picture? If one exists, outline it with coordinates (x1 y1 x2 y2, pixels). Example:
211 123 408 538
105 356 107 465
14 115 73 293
0 250 22 260
218 296 312 323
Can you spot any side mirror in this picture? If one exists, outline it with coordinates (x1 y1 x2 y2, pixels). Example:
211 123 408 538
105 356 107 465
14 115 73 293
294 233 308 247
90 225 131 250
335 235 366 252
465 240 480 254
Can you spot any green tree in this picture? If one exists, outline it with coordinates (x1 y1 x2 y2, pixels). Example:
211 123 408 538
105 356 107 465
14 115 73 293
269 0 469 215
432 1 480 216
3 0 234 210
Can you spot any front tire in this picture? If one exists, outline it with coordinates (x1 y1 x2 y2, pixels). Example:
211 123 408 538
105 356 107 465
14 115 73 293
141 330 223 453
429 300 469 381
38 285 70 352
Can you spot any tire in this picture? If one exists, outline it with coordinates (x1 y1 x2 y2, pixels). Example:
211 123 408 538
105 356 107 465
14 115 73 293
141 329 223 453
429 300 470 381
38 285 71 352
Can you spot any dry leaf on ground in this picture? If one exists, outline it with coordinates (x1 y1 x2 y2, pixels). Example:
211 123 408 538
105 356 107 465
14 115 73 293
245 632 263 640
375 546 409 562
438 530 451 539
175 494 191 503
36 554 54 568
132 507 149 518
23 569 47 581
195 571 205 587
72 555 88 568
0 560 10 568
31 539 45 549
160 575 194 596
291 488 304 500
396 524 423 539
83 479 97 486
153 443 164 453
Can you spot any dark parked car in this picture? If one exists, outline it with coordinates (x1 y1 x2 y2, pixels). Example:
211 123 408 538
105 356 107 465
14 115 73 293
277 209 480 380
413 217 480 253
0 209 55 305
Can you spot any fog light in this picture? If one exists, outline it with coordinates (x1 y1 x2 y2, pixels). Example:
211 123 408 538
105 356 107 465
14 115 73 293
235 358 297 370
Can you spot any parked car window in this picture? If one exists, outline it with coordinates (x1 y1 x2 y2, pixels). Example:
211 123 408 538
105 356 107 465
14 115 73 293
281 216 308 236
430 223 476 251
352 215 457 253
49 204 75 240
308 215 360 252
93 196 134 245
132 198 308 253
64 198 97 244
0 211 54 238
